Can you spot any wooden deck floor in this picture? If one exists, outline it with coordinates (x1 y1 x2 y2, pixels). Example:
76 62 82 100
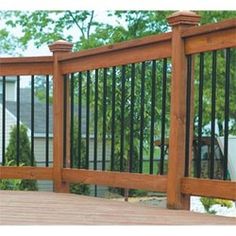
0 190 235 225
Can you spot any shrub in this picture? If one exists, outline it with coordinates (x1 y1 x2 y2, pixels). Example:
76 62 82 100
5 124 38 191
200 197 233 214
0 160 22 190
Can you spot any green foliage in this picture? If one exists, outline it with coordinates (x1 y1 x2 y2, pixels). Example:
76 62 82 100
1 10 235 54
0 178 22 190
5 124 38 191
200 197 233 214
0 160 23 190
6 125 32 165
70 183 90 195
69 120 90 195
193 49 236 137
0 28 25 55
34 76 53 104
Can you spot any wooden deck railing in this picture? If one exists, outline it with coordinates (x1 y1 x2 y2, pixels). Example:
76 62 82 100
0 11 236 210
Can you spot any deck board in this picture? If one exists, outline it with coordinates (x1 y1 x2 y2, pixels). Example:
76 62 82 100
0 191 235 225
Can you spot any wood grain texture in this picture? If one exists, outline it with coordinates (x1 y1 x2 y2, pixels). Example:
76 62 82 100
167 24 192 210
182 18 236 38
185 27 236 55
62 168 167 192
59 32 171 61
1 190 235 225
0 166 53 180
49 42 72 193
0 56 53 76
59 34 171 74
181 177 236 201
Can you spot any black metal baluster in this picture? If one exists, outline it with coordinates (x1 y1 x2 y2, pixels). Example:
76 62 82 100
16 75 20 166
223 48 231 180
210 51 217 179
139 62 145 173
2 76 6 166
102 68 107 171
78 72 82 168
31 75 35 166
197 53 204 178
185 56 192 177
149 60 156 175
120 65 126 172
70 73 74 168
94 69 99 171
129 64 135 173
63 75 67 168
111 67 116 171
86 71 90 169
160 58 167 175
94 185 97 197
45 75 50 167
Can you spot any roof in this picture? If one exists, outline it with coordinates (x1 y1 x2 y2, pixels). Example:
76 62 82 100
6 101 53 134
19 88 42 104
2 88 87 135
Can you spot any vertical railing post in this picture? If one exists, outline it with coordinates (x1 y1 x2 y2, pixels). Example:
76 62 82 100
167 11 200 209
49 40 73 193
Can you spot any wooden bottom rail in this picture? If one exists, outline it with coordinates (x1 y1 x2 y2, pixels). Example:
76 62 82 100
181 177 236 201
0 166 53 180
62 168 168 192
2 167 235 201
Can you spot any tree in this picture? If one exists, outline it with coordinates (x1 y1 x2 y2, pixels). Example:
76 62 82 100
5 124 38 191
1 11 236 51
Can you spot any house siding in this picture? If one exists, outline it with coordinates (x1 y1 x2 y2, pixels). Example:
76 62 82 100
5 82 16 101
0 78 16 102
36 138 112 196
0 105 17 163
34 137 53 167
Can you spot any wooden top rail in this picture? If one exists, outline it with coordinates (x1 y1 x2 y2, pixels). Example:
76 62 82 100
182 18 236 38
0 56 53 76
58 32 172 74
182 18 236 54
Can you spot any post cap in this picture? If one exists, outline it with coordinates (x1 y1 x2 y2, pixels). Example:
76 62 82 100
49 40 73 53
167 11 201 27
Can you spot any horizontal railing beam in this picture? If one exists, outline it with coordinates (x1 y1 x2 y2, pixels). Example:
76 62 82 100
0 166 53 180
183 18 236 55
184 27 236 55
62 168 168 192
0 56 53 76
181 177 236 201
182 18 236 38
59 33 172 74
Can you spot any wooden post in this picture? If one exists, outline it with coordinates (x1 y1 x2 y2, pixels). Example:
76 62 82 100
49 40 73 193
167 11 201 209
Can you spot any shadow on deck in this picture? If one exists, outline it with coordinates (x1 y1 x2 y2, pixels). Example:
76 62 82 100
0 191 235 225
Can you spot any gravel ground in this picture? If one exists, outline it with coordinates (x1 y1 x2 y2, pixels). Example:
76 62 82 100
115 196 236 218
